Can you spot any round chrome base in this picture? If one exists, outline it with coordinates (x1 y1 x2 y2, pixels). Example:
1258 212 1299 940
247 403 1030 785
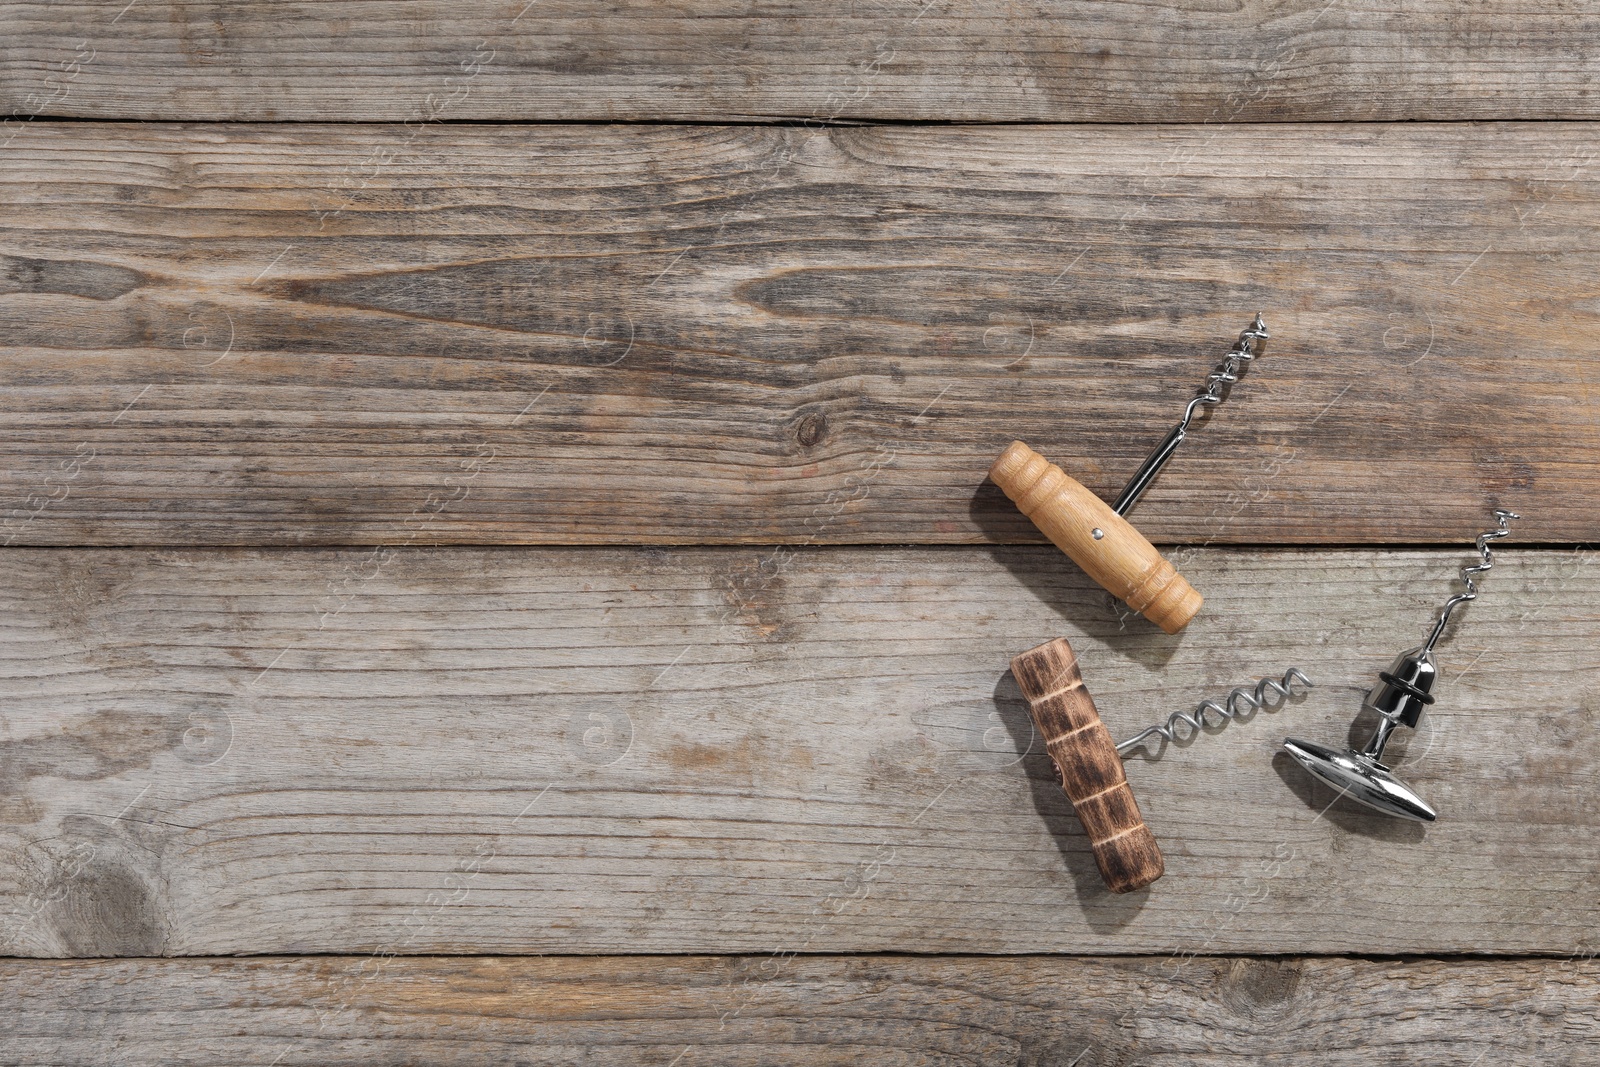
1282 737 1437 822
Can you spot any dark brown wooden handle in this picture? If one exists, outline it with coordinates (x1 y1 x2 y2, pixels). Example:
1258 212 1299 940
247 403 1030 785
1010 637 1164 893
989 440 1202 634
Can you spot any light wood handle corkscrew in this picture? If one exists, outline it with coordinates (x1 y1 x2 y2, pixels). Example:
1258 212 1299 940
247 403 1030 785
988 315 1267 634
1010 637 1164 893
991 441 1201 634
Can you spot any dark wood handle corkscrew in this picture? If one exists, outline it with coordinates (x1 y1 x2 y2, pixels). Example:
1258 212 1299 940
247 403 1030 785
1010 637 1165 893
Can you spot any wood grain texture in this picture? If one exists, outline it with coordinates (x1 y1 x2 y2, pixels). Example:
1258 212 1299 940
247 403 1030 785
6 954 1600 1066
1 544 1596 958
1011 637 1164 893
3 121 1598 546
8 2 1600 124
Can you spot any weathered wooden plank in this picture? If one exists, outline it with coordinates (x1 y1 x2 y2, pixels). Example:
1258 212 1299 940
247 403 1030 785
2 122 1597 546
6 954 1599 1066
1 545 1595 957
7 2 1600 124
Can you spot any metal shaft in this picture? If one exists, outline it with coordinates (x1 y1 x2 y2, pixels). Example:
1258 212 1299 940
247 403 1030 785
1112 424 1186 516
1111 313 1267 517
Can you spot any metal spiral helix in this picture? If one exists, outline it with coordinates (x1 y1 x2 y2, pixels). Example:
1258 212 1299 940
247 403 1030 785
1112 313 1270 515
1422 509 1520 652
1179 311 1269 432
1117 667 1313 755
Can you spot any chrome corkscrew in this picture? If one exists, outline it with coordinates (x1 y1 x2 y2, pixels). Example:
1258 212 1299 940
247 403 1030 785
1283 510 1520 822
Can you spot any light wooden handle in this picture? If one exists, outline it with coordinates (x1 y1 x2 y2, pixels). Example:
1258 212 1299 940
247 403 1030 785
990 440 1202 634
1010 637 1164 894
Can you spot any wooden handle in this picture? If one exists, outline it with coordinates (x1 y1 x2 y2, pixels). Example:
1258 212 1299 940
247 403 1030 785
989 440 1202 634
1010 637 1164 893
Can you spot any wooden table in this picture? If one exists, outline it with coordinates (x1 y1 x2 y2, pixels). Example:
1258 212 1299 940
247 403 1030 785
3 4 1598 1062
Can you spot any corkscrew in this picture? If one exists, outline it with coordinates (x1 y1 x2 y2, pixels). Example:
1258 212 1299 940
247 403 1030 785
1119 668 1313 755
1283 510 1520 822
1113 313 1268 514
990 315 1269 634
1010 636 1311 893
